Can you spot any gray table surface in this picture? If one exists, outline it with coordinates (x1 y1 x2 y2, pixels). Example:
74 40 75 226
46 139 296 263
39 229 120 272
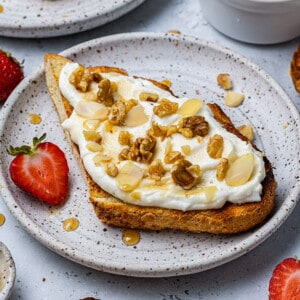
0 0 299 299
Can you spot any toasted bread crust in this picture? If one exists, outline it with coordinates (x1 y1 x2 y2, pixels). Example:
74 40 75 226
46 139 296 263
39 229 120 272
291 44 300 93
44 53 277 234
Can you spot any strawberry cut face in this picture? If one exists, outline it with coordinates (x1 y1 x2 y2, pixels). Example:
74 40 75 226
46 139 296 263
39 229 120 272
269 257 300 300
8 135 69 205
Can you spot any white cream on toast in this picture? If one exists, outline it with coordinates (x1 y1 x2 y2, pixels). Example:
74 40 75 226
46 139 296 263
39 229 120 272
44 54 276 234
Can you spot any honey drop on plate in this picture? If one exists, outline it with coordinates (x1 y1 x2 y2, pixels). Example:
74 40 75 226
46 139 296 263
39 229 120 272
63 217 79 232
0 213 5 226
28 113 42 124
122 229 140 246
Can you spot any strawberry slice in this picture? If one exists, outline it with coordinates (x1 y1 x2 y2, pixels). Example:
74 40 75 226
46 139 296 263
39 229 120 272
8 134 69 205
269 257 300 300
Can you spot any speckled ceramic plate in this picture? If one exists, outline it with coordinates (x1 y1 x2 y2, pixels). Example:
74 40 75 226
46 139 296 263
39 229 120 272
0 0 145 38
0 32 299 277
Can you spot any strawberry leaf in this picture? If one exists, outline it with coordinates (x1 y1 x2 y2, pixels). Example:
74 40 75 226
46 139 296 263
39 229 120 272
7 133 47 156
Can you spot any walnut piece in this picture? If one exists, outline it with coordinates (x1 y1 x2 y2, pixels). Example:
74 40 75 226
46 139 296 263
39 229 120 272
181 145 191 155
153 98 178 118
147 123 178 140
178 116 209 138
83 130 102 143
139 92 159 102
207 134 224 159
171 159 201 189
118 130 132 146
105 162 119 177
97 78 117 107
119 136 156 163
147 122 168 139
148 159 166 181
109 100 126 125
124 99 138 113
217 73 232 90
216 158 229 181
69 65 94 92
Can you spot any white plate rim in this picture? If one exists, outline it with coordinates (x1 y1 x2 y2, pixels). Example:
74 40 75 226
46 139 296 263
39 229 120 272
0 0 145 38
0 32 299 277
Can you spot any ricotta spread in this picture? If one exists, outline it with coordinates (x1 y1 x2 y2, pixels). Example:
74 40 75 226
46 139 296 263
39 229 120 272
59 62 266 211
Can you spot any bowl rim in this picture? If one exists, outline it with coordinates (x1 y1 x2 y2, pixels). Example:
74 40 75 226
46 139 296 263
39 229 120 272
0 241 16 299
221 0 300 13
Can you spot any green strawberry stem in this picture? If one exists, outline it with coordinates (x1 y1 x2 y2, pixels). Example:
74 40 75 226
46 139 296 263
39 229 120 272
7 133 46 156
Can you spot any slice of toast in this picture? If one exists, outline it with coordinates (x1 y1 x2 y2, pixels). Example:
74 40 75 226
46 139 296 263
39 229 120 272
44 53 276 234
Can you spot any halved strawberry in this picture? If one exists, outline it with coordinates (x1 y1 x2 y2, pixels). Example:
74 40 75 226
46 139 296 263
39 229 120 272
269 257 300 300
8 134 69 205
0 49 24 103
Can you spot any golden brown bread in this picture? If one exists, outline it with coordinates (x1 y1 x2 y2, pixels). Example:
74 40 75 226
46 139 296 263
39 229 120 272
291 44 300 93
44 53 277 234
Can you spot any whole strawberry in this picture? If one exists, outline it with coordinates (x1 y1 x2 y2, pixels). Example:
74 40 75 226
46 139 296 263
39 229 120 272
8 133 69 205
0 49 24 103
269 257 300 300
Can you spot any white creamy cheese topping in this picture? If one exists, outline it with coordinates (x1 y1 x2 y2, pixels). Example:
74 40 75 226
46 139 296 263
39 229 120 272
59 62 266 211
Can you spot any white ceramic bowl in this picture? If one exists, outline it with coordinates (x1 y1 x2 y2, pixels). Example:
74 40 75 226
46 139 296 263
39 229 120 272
0 242 16 299
200 0 300 44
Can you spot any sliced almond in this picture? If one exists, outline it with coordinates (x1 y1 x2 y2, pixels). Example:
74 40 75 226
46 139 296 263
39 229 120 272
237 124 254 141
83 119 100 131
224 91 245 107
93 153 112 165
116 79 134 100
203 186 218 202
86 142 103 152
116 161 144 192
177 99 203 116
225 153 254 187
164 138 173 155
181 145 191 155
227 150 238 162
124 105 149 127
75 100 109 119
93 107 110 120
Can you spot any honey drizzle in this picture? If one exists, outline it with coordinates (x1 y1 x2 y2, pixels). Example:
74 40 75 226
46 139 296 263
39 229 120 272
122 229 140 246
